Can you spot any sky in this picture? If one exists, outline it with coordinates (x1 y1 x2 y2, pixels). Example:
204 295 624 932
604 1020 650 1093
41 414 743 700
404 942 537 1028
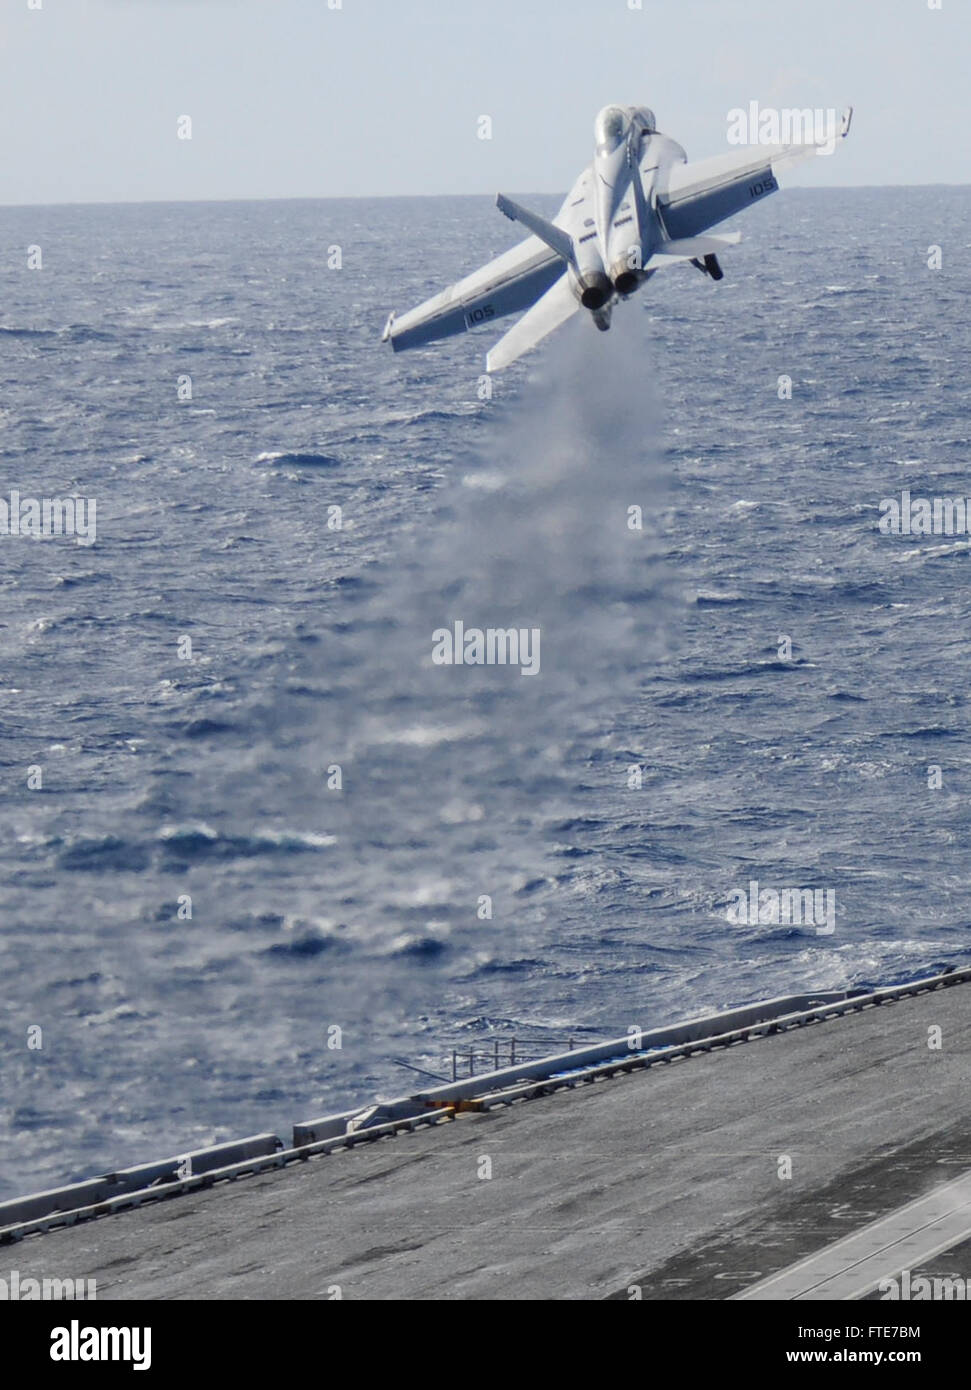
1 0 969 205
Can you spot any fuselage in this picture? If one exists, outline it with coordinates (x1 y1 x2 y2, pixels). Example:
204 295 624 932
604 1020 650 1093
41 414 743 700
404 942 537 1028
569 105 688 314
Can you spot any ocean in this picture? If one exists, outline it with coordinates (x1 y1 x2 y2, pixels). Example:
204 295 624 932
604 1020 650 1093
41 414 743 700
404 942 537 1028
1 186 969 1199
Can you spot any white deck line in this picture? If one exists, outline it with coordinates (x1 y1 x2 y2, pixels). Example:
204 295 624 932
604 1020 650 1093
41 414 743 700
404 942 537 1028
734 1171 971 1300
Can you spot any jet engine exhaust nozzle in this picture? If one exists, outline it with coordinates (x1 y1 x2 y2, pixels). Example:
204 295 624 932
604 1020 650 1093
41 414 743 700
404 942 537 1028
576 271 613 312
612 267 641 297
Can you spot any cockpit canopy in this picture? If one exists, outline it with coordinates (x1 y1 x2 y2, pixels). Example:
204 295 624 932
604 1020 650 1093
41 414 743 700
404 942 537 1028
594 105 631 156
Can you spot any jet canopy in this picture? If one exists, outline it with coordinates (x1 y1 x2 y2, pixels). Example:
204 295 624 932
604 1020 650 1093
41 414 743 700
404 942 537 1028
594 105 631 155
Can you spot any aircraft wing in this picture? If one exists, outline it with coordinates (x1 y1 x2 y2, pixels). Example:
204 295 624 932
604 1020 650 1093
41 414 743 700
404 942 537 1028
382 234 565 354
657 110 852 240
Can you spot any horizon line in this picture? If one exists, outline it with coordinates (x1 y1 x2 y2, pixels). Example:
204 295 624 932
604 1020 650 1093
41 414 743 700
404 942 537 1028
0 181 969 212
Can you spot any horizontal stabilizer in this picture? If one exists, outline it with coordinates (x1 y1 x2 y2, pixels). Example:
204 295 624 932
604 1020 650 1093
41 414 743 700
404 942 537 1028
486 273 577 373
496 194 576 267
646 232 741 269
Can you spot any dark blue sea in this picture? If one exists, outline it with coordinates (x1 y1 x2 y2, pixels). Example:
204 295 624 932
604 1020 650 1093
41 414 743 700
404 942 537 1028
2 188 969 1199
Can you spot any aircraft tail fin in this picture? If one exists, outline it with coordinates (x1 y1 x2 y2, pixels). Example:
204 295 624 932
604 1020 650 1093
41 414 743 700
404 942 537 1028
486 273 578 373
496 194 576 267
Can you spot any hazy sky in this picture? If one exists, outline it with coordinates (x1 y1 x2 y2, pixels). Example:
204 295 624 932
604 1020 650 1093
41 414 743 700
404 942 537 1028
2 0 969 205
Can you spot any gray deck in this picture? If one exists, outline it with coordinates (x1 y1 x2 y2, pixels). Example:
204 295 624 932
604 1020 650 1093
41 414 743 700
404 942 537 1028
10 981 971 1300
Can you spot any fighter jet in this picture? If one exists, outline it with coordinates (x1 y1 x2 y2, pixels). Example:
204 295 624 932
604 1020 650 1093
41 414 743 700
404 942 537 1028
382 103 852 372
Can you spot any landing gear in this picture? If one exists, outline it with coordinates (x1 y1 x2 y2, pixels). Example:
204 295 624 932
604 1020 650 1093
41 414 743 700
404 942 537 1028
691 254 724 281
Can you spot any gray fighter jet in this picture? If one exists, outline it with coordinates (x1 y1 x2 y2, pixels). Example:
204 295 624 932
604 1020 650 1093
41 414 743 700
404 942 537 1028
382 103 852 372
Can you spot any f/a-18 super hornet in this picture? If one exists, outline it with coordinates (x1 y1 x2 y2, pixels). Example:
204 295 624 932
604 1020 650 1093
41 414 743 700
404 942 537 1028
382 103 852 372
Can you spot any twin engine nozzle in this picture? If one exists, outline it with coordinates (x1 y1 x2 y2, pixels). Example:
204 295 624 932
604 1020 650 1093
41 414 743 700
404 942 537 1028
571 238 645 310
574 270 613 311
571 261 643 311
611 265 641 297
